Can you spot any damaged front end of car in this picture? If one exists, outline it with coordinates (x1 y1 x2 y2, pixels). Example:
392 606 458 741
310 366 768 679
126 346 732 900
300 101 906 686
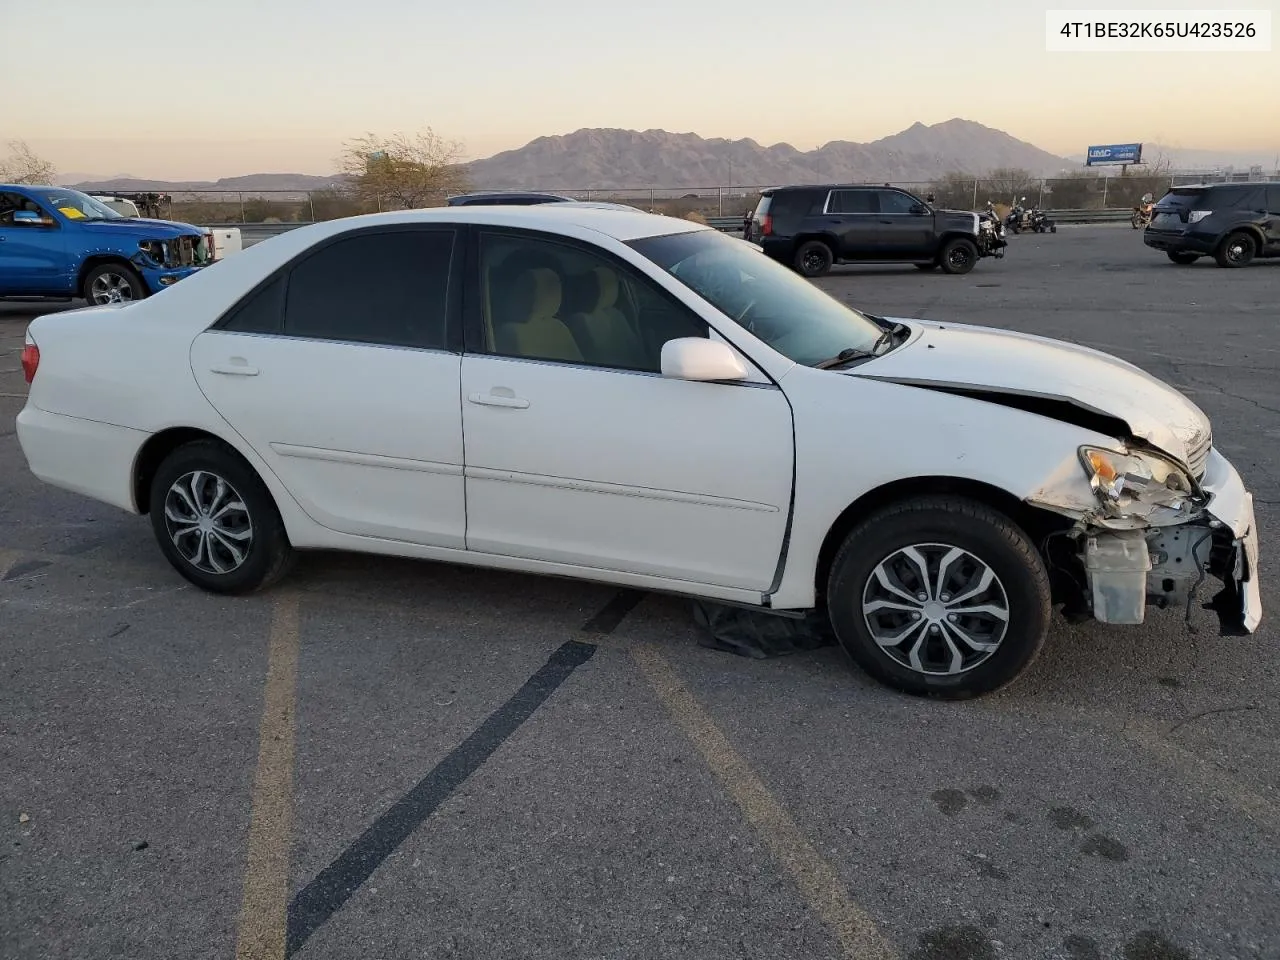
1029 435 1261 638
130 233 213 292
135 234 213 271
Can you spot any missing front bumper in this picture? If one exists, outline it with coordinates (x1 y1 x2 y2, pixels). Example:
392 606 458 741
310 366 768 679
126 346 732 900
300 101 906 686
1081 494 1260 636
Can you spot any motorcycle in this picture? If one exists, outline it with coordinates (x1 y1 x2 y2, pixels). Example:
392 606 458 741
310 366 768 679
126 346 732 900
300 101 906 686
1028 207 1057 233
1005 197 1056 234
1131 193 1154 229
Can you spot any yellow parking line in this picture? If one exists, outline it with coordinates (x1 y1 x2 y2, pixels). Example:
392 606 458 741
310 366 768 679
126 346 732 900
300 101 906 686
235 594 302 960
631 644 899 960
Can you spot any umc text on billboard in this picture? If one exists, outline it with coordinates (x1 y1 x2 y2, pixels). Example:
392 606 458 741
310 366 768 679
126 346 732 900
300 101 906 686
1087 143 1144 166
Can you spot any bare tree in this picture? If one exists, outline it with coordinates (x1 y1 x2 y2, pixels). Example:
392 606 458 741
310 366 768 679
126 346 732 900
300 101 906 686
338 130 470 209
0 140 56 185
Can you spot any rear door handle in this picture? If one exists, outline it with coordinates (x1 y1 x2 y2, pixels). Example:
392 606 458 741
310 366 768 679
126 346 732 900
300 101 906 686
209 358 259 376
468 392 529 409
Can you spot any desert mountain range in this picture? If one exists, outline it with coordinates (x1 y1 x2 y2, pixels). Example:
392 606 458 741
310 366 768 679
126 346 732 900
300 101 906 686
64 119 1275 194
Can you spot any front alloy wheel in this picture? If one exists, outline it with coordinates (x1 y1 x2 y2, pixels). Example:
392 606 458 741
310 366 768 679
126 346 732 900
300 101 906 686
84 263 146 305
825 496 1051 699
862 543 1010 676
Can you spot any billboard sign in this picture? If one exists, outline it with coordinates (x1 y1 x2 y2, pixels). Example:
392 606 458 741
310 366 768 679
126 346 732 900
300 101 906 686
1086 143 1143 166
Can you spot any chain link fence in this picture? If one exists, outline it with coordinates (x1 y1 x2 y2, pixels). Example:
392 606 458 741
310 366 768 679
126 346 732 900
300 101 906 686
147 170 1276 225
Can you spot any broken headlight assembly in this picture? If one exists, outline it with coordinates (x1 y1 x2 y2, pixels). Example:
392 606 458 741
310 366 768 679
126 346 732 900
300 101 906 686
1078 445 1207 526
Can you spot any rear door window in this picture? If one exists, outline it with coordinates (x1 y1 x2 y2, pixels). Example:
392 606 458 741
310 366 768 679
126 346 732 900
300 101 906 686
282 228 457 349
828 189 876 214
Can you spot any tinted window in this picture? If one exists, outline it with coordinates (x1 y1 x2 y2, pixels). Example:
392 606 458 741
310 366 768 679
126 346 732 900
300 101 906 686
1268 186 1280 213
828 189 875 214
221 275 285 334
477 231 706 372
1157 188 1205 209
282 229 455 349
1223 185 1264 209
877 190 920 214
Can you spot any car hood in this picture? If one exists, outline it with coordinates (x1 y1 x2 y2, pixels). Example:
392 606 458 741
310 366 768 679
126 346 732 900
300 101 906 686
851 318 1211 463
80 218 205 238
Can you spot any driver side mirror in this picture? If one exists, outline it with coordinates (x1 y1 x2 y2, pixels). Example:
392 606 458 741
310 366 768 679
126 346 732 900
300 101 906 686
909 203 929 215
12 210 47 225
661 338 748 382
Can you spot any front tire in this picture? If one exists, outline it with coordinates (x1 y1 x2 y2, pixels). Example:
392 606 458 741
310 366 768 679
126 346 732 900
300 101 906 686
1215 230 1256 268
939 237 979 275
83 262 147 305
793 240 834 278
148 439 295 594
825 496 1052 699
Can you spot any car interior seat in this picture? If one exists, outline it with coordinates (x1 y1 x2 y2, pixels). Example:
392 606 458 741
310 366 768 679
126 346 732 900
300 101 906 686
492 267 583 363
564 266 648 368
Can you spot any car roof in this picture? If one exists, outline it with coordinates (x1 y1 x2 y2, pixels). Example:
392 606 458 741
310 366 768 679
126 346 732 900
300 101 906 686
300 204 697 241
1173 180 1279 189
448 190 573 202
764 183 911 193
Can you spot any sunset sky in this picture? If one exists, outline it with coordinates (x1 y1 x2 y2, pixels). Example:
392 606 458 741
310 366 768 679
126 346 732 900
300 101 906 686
3 0 1277 180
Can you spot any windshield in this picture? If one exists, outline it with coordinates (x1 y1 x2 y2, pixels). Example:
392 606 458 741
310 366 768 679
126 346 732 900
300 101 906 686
627 229 886 367
28 188 124 221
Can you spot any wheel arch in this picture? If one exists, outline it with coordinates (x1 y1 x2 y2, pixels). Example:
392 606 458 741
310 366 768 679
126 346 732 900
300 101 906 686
1217 224 1266 250
78 255 147 298
132 426 253 514
793 231 839 256
812 475 1071 601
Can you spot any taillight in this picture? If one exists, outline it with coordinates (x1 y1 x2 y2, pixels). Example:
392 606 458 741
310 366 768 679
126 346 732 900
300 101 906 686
761 213 773 236
21 342 39 384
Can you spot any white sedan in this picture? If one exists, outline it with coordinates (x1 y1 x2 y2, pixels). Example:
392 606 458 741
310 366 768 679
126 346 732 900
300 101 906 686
14 205 1262 699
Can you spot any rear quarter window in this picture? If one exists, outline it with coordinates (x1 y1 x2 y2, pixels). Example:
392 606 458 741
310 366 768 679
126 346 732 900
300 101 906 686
766 189 822 232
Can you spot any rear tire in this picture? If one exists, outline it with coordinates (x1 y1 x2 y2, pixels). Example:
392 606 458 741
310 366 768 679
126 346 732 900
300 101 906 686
939 237 979 275
148 439 295 595
1214 230 1256 268
1167 251 1199 265
825 496 1052 699
794 240 834 278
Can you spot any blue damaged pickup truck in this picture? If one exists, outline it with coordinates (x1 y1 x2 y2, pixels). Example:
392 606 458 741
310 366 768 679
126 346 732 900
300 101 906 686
0 185 211 305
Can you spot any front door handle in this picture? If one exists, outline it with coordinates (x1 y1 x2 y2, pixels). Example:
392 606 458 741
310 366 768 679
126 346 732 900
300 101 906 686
209 357 259 376
468 391 529 409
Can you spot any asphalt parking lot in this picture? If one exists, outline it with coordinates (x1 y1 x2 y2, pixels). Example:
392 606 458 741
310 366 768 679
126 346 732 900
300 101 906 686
2 225 1277 960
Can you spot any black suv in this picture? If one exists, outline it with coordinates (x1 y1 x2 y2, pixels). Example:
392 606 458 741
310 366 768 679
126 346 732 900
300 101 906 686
1143 181 1280 267
746 184 1006 277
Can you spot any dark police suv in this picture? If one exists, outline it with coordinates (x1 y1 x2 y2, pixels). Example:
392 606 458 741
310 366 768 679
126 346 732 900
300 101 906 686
745 183 1006 277
1143 181 1280 268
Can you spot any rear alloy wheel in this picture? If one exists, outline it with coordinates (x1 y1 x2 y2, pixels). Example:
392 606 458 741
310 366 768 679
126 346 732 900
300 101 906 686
793 240 834 278
1215 230 1256 268
1167 251 1200 265
149 439 295 594
939 237 979 275
83 262 147 305
825 496 1051 699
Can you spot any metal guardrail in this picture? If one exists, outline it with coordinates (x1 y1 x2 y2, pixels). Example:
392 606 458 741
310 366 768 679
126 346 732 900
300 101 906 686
221 207 1137 245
